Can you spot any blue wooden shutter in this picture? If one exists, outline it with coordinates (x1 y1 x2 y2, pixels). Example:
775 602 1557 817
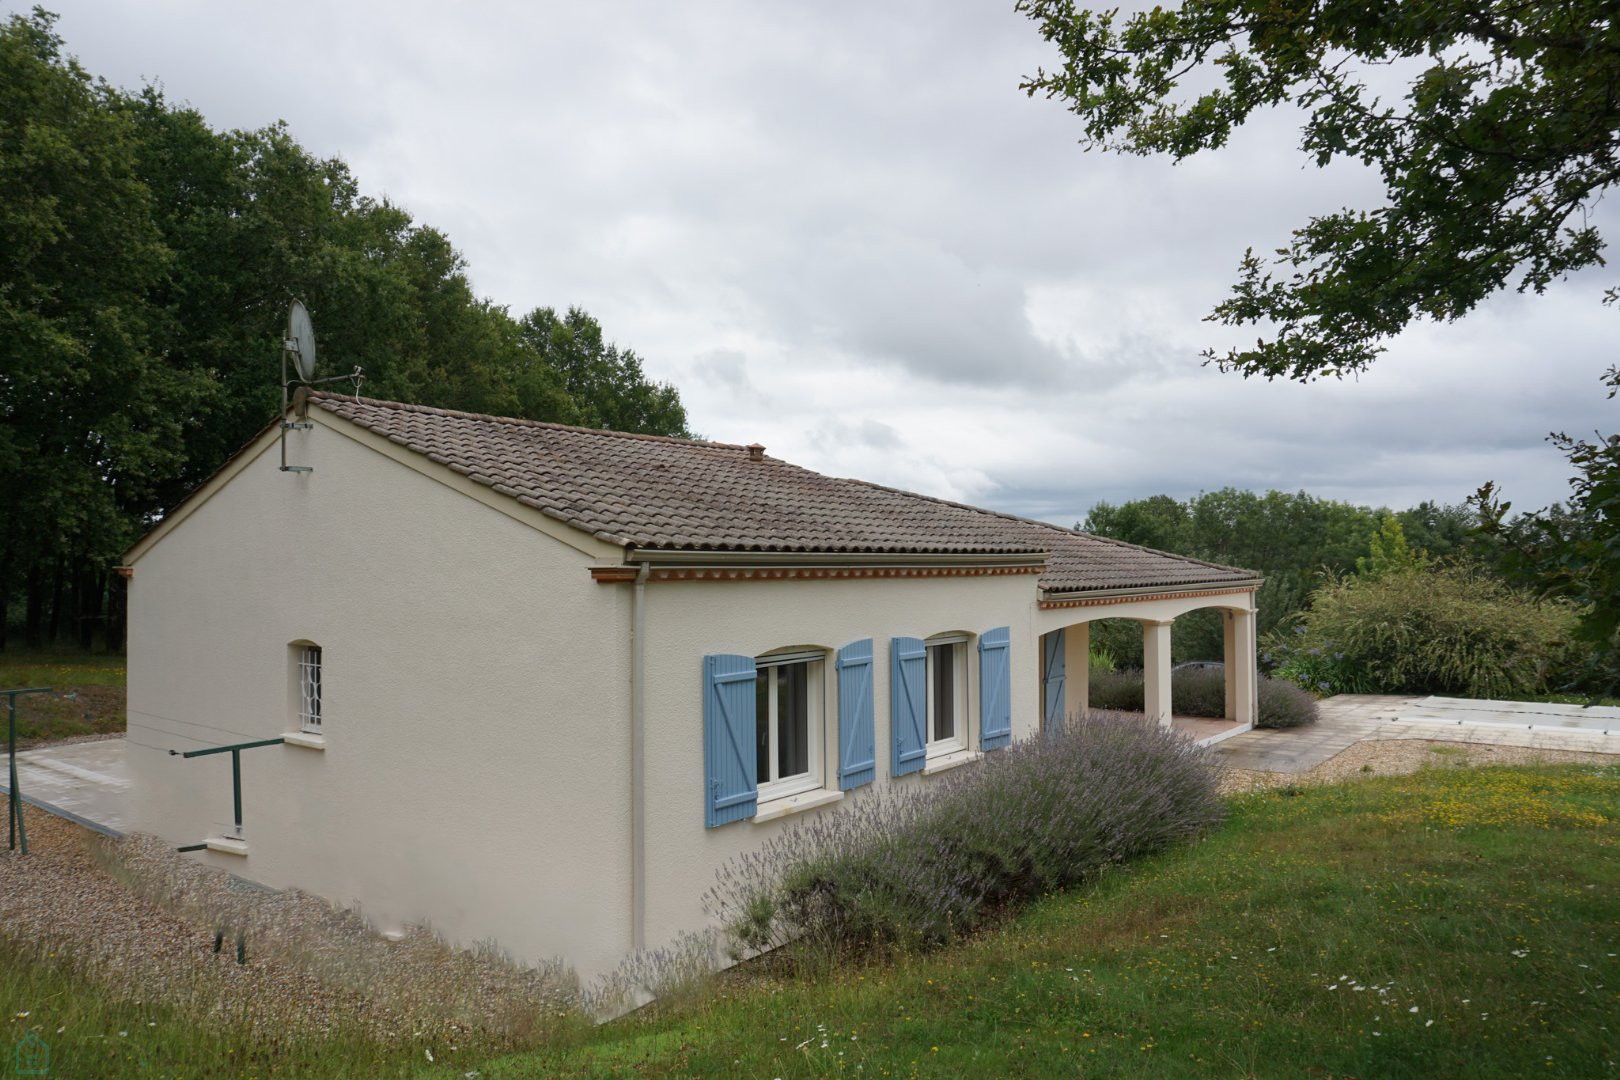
890 637 927 776
1042 628 1066 737
836 639 876 790
703 654 757 827
979 626 1012 750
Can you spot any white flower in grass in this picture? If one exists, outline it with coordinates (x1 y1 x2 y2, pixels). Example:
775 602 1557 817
1426 1020 1435 1028
426 1049 434 1063
1510 949 1529 958
1409 1006 1420 1013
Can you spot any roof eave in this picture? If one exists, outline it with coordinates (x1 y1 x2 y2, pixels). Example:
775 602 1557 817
625 548 1050 569
1039 577 1265 602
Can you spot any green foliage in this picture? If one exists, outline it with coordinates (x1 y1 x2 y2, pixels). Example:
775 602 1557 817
1086 645 1116 672
1356 513 1426 578
1474 368 1620 694
1019 0 1620 380
1081 489 1486 662
1268 565 1578 698
0 9 210 622
518 306 692 437
0 9 692 650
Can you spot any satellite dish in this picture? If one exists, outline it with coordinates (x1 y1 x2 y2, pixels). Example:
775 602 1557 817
286 301 317 383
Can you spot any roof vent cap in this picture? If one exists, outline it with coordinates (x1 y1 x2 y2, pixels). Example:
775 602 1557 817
746 442 765 462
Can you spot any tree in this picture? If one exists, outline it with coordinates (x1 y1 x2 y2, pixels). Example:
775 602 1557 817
1355 513 1426 578
0 9 207 648
1018 0 1620 380
518 307 692 438
1081 487 1390 664
1473 367 1620 694
1 13 695 650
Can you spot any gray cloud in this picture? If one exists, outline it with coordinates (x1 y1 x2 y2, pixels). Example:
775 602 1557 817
37 0 1618 519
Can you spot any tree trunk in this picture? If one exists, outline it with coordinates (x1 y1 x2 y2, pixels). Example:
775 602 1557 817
46 560 65 646
77 566 99 651
0 545 10 653
105 572 126 653
24 561 44 650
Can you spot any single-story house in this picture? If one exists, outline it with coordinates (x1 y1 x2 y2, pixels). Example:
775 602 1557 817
124 391 1261 980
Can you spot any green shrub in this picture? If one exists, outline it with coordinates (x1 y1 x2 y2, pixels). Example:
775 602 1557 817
708 713 1224 959
1267 564 1578 698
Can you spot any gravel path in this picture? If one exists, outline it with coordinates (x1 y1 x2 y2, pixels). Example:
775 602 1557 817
0 810 576 1041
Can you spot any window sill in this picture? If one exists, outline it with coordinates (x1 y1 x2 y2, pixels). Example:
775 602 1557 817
205 836 249 857
922 749 982 776
752 788 844 824
282 732 326 750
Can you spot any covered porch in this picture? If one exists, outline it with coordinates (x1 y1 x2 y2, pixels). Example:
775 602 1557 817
1035 584 1262 746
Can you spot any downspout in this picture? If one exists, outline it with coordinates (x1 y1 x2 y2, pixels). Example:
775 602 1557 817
630 561 650 952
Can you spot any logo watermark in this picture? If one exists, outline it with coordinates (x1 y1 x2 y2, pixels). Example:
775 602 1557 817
14 1029 50 1076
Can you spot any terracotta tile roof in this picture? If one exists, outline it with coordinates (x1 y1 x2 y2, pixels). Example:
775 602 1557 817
308 393 1258 594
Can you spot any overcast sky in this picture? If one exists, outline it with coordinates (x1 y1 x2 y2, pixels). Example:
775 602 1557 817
31 1 1617 526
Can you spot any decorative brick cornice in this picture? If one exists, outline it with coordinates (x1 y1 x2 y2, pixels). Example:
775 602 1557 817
638 564 1043 584
589 566 641 584
1038 585 1258 610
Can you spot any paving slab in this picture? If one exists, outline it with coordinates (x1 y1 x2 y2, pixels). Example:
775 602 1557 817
1414 695 1620 722
2 736 128 835
1214 693 1620 774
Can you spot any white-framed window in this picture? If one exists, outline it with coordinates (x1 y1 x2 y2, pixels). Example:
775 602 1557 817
926 635 968 756
754 650 824 801
297 644 322 733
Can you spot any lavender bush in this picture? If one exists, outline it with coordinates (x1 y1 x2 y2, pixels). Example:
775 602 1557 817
706 712 1224 960
1255 675 1319 728
1088 667 1319 729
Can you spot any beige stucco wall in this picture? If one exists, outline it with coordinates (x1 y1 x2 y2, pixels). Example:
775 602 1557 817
126 420 634 979
636 571 1040 953
127 413 1211 983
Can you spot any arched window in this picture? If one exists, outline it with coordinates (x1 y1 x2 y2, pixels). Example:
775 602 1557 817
292 642 322 733
924 634 968 755
753 648 825 801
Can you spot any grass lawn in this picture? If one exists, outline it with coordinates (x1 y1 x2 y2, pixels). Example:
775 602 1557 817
0 651 125 744
492 763 1619 1079
2 761 1613 1077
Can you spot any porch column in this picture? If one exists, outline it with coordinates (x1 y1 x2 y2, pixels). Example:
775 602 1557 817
1142 619 1173 727
1223 607 1258 726
1065 621 1090 718
1222 612 1238 720
1238 606 1257 725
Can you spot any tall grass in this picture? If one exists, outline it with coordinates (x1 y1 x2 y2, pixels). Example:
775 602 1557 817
0 651 127 740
